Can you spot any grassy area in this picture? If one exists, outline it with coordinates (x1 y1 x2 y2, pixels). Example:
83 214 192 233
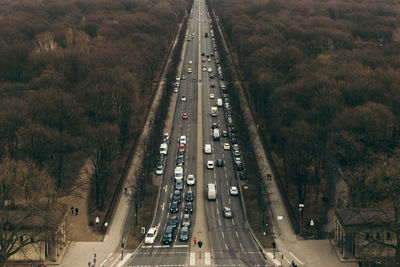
126 181 159 248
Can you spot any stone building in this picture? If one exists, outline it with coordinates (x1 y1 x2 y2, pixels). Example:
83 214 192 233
333 208 397 262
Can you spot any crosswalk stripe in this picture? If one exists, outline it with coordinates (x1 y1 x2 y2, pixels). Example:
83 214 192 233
205 252 211 265
190 252 196 265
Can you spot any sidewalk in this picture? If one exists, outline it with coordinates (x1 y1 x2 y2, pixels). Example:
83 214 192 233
212 9 357 267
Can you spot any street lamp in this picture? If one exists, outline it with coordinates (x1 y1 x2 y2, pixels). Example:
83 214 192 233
299 203 304 239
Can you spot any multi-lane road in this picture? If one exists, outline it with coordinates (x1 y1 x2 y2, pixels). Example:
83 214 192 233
125 0 268 266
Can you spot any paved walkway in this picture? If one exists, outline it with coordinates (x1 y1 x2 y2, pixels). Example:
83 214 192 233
212 10 357 267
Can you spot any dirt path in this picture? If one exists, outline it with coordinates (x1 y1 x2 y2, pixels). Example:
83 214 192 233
64 160 103 242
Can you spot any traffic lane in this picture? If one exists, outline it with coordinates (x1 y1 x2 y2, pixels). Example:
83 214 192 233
128 247 189 266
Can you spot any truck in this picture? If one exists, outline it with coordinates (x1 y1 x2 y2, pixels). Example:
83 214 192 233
174 166 183 181
217 98 223 107
211 107 218 117
207 183 216 200
213 128 220 141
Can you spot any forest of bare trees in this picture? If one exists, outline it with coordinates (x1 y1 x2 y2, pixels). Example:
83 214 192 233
210 0 400 247
0 0 189 263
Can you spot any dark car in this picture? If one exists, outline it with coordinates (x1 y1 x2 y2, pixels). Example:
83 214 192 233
211 123 218 129
176 157 184 166
210 82 215 88
201 52 205 56
185 202 193 214
222 130 228 137
231 138 238 144
170 201 179 213
179 226 189 242
235 161 243 171
175 180 184 191
167 216 178 229
173 190 181 203
231 127 237 133
239 172 246 180
186 191 194 202
216 159 224 167
162 226 175 244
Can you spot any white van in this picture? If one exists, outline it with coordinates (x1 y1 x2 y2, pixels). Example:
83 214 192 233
211 107 218 117
217 98 223 107
204 144 211 154
160 143 168 155
213 129 220 140
207 183 216 200
174 166 183 181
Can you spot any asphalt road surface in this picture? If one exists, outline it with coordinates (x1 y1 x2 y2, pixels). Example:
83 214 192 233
125 0 268 266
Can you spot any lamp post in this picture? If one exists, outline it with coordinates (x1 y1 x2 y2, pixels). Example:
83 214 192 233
299 203 304 239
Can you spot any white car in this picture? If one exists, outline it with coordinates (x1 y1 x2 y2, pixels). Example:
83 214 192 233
207 58 211 62
181 96 186 101
187 174 195 185
223 143 230 150
145 227 158 244
209 94 215 99
204 144 211 154
202 67 207 72
207 160 214 169
180 135 187 145
188 60 193 64
229 186 239 196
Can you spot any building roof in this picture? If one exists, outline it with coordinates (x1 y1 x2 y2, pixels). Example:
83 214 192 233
334 208 393 227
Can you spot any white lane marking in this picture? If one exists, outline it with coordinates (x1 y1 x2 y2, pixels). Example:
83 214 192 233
218 218 221 226
221 232 225 238
235 231 239 238
225 173 227 178
99 253 112 266
161 202 165 211
110 255 120 267
216 207 219 214
232 219 235 225
240 243 244 251
205 252 211 265
225 243 228 250
173 244 189 248
228 198 231 204
164 185 168 192
289 251 304 265
190 252 196 265
226 181 228 186
116 253 133 267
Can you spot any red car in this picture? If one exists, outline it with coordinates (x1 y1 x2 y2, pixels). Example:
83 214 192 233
202 58 206 62
179 144 186 152
182 113 188 119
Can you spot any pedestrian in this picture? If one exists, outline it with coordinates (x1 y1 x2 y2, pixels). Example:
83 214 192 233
75 207 79 216
71 206 74 214
358 261 362 267
124 187 128 194
193 237 197 246
291 260 295 267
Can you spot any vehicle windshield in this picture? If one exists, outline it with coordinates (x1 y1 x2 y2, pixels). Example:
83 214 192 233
147 233 153 237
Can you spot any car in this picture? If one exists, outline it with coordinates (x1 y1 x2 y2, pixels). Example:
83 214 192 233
172 190 181 203
162 226 174 244
216 159 224 167
182 214 191 227
182 113 188 119
179 143 186 152
145 227 158 244
229 186 239 196
207 58 211 62
179 226 189 241
186 190 194 202
187 174 195 186
234 150 240 157
202 52 205 56
222 130 228 137
156 161 163 175
223 143 230 150
167 216 178 228
223 207 233 218
206 54 210 58
202 58 206 62
209 94 215 99
188 68 192 73
181 95 186 101
210 74 214 79
207 160 214 169
231 137 238 144
175 180 184 191
210 82 215 88
188 60 193 64
177 150 184 157
185 202 193 214
239 172 246 180
235 161 243 171
193 77 197 82
163 133 169 142
211 122 218 129
233 144 239 151
180 135 187 145
176 157 184 166
181 75 186 80
170 201 179 213
231 127 237 133
204 144 211 154
202 66 207 71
